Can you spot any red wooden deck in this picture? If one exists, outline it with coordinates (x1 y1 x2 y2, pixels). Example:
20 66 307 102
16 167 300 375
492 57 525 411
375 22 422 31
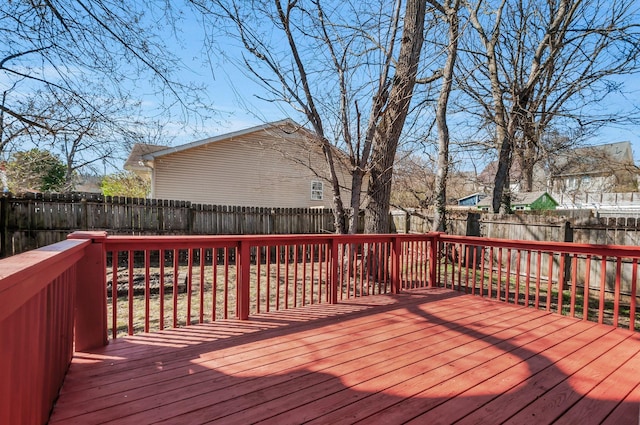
49 288 640 425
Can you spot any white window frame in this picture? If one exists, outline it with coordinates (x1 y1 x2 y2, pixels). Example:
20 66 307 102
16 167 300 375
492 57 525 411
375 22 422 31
311 180 324 201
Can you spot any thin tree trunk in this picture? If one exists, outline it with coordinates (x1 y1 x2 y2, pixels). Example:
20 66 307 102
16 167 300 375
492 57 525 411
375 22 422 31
432 0 460 233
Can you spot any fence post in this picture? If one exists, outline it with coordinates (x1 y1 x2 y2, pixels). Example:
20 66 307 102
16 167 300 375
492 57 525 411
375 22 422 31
68 231 108 350
329 237 339 304
237 239 251 320
391 236 402 294
429 232 441 288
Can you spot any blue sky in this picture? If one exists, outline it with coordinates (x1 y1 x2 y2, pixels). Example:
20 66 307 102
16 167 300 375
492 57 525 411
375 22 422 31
152 5 288 143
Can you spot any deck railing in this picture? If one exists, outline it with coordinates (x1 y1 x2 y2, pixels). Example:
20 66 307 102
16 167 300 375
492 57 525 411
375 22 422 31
0 232 107 425
2 230 640 424
439 234 640 331
97 232 640 336
102 233 437 338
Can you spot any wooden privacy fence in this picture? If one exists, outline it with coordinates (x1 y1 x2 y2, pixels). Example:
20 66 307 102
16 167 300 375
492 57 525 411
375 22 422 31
0 193 336 257
394 209 640 246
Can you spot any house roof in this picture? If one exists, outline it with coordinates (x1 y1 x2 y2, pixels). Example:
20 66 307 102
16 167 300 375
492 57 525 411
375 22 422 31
124 143 169 172
511 191 557 206
138 119 303 162
551 141 635 177
457 192 486 202
477 191 556 207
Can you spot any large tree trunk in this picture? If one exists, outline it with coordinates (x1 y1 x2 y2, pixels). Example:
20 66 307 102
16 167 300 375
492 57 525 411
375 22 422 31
492 134 512 213
520 145 536 192
520 130 539 192
364 0 426 234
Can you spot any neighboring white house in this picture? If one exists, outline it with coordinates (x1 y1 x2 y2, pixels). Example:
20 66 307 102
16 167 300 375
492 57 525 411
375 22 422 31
124 119 353 208
550 141 638 194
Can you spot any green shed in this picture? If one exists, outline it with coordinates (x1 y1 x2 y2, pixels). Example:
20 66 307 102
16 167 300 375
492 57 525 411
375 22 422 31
477 191 558 212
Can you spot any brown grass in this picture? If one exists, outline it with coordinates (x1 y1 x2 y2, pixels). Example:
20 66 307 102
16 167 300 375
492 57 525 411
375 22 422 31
106 262 342 338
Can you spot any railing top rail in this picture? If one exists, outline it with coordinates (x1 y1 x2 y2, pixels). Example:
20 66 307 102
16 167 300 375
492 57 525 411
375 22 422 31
440 234 640 258
100 232 441 250
0 238 89 322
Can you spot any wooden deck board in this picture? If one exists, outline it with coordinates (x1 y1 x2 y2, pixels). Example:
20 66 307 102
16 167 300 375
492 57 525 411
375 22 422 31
404 322 602 425
502 332 640 425
322 319 599 425
556 347 640 424
54 293 470 418
124 306 540 424
265 312 562 425
452 325 626 425
49 289 640 425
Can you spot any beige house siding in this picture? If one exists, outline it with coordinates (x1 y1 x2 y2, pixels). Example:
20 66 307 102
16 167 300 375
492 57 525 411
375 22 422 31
148 125 352 208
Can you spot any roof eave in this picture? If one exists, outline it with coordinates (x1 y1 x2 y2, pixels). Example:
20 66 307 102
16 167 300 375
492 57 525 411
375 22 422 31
142 118 301 160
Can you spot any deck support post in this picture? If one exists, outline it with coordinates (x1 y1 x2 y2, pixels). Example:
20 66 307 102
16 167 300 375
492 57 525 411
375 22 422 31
237 240 251 320
391 236 401 294
329 238 339 304
429 232 441 288
68 231 108 350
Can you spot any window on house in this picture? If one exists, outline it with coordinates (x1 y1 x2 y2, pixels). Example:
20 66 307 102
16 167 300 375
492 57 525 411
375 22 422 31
582 176 591 186
311 181 323 200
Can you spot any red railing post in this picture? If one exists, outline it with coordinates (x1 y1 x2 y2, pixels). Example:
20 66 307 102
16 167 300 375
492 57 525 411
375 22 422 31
429 232 441 288
329 237 339 304
237 240 251 320
391 236 401 294
68 231 108 351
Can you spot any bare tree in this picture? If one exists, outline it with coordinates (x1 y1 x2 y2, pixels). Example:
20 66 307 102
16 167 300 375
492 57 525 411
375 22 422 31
391 150 477 210
508 0 640 192
0 83 49 158
0 0 210 167
464 0 520 213
194 0 433 233
391 152 437 209
23 87 145 189
461 0 640 212
429 0 461 232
